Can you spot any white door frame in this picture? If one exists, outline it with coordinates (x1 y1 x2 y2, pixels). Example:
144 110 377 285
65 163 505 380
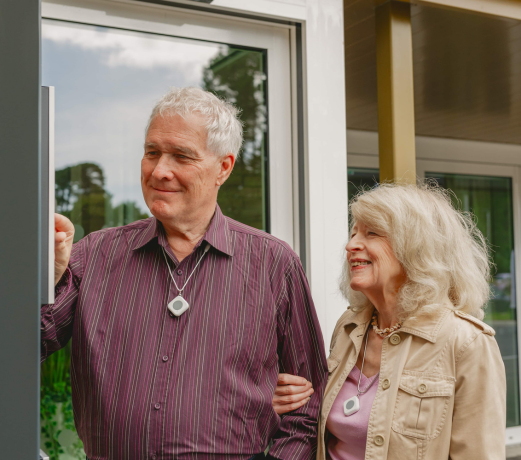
42 0 298 250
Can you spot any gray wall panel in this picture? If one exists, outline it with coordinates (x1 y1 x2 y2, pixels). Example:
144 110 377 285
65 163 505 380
0 0 41 458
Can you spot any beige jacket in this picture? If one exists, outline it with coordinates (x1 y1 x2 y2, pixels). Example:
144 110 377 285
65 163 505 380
317 304 506 460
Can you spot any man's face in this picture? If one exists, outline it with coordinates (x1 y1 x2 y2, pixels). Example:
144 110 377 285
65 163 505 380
141 113 230 225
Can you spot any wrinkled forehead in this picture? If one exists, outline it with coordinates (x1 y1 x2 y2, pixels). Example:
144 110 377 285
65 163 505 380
145 112 209 151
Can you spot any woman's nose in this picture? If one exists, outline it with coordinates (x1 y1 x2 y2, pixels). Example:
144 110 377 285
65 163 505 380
346 237 363 253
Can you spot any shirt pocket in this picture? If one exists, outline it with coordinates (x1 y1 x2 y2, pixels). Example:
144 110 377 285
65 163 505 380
392 370 455 440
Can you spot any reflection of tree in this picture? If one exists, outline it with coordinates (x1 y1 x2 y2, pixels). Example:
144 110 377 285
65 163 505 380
202 48 267 230
55 162 149 242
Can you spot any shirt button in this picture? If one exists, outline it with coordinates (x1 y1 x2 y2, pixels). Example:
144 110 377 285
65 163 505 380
374 435 385 446
154 403 161 410
151 455 157 460
389 334 401 345
162 355 169 362
177 269 182 275
418 383 427 394
382 378 391 390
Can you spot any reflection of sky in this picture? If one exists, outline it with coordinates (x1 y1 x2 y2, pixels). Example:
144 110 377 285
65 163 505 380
42 20 223 212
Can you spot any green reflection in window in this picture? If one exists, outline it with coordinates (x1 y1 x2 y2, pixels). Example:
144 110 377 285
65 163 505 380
427 172 520 427
204 48 268 231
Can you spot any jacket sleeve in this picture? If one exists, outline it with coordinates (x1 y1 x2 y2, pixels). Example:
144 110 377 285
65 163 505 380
40 235 88 363
267 256 328 460
449 331 506 460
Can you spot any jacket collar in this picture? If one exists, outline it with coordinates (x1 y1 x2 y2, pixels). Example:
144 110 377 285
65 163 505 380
340 302 452 344
131 205 234 257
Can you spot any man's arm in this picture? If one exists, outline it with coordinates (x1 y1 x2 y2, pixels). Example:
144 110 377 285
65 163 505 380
41 214 83 362
268 255 328 460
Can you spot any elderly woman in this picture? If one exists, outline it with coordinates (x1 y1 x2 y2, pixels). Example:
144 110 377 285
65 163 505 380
273 183 506 460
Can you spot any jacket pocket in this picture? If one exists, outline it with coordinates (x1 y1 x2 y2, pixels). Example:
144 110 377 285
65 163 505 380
392 370 455 440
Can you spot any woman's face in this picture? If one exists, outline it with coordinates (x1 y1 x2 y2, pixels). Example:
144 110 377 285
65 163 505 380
346 221 405 297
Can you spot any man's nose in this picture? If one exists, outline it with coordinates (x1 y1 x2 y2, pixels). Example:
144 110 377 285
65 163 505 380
152 154 175 181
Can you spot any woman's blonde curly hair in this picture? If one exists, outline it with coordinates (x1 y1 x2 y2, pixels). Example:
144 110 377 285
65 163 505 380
339 182 492 321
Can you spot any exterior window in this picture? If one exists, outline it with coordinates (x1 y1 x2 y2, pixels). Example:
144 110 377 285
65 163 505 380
347 168 379 200
348 167 520 428
42 19 268 458
43 19 268 242
426 172 519 428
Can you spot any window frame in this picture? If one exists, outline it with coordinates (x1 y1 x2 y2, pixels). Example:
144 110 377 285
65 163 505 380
42 0 299 250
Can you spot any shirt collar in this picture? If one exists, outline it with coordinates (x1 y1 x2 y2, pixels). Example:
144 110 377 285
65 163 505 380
201 205 234 257
341 302 452 344
131 205 234 257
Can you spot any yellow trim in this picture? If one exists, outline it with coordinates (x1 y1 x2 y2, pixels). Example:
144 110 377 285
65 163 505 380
375 1 416 184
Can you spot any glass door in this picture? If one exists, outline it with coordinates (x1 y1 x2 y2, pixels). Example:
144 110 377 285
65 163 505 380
41 1 295 457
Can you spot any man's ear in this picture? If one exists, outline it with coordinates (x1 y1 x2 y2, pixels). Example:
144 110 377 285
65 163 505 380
216 153 235 186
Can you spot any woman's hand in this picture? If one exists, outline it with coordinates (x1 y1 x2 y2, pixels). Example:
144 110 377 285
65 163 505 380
272 374 314 415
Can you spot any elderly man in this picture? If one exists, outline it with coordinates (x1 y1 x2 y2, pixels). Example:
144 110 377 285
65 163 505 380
44 87 327 460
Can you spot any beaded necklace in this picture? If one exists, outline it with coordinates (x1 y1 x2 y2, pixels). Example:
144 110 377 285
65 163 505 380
371 312 402 338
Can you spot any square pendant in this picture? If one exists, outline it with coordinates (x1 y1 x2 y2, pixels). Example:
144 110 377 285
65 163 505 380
168 295 190 317
343 395 360 416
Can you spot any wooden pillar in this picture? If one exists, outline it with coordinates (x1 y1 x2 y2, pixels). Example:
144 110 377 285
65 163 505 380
376 0 416 184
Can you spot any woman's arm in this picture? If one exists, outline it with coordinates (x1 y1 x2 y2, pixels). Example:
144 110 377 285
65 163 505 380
450 332 506 460
272 374 314 415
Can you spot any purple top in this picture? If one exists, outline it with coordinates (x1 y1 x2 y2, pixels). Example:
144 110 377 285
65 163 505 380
326 366 379 460
41 206 327 460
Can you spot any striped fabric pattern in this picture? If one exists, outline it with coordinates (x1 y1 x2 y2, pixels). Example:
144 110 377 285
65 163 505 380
41 206 327 460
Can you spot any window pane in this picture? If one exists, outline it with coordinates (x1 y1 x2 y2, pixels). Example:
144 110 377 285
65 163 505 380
347 168 379 200
427 172 520 428
43 19 268 241
42 19 268 458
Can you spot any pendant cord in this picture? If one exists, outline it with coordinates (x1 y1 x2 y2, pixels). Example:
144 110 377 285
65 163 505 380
162 243 210 295
356 327 379 396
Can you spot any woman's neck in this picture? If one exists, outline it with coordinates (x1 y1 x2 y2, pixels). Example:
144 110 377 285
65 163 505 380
364 288 401 329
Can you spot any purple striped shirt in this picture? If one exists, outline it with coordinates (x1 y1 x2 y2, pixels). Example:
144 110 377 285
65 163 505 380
41 206 327 460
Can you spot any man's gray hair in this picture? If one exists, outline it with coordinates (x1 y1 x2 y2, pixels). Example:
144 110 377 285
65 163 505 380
147 87 243 158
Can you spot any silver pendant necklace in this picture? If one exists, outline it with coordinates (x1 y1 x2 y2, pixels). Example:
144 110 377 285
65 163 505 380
161 243 210 317
343 328 379 416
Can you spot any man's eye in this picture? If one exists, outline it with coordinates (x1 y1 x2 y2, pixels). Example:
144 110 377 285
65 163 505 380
368 231 378 236
146 151 159 156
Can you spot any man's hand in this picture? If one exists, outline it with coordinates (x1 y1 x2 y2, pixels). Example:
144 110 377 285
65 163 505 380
54 213 75 286
272 373 314 415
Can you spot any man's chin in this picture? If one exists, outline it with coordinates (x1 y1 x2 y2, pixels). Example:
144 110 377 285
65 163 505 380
148 201 181 222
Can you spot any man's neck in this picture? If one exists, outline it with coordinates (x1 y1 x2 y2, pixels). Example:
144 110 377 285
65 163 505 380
161 206 216 262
